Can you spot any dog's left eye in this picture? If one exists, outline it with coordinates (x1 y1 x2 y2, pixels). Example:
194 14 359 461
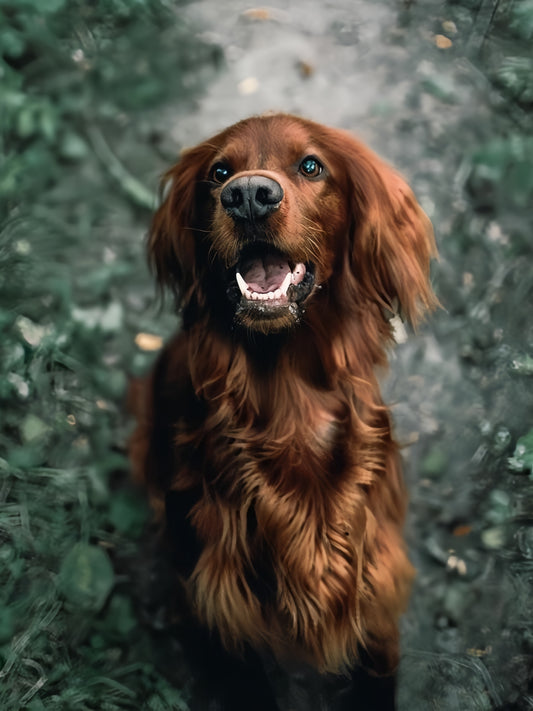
209 163 232 184
298 156 323 178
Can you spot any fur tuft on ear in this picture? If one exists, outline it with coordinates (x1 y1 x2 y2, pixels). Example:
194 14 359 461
147 141 217 308
331 131 438 325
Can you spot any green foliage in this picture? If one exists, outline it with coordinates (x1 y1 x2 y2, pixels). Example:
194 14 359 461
467 135 533 212
0 0 221 206
0 0 219 707
509 0 533 40
494 56 533 105
480 0 533 108
421 446 448 478
508 430 533 475
58 544 115 611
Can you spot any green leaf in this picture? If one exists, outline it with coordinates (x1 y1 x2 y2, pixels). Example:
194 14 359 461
100 301 124 332
0 607 15 644
108 489 148 537
421 74 457 103
468 136 533 207
510 354 533 375
16 315 52 346
510 0 533 40
71 302 124 333
41 0 67 10
59 132 89 160
20 414 50 443
58 543 114 611
17 106 36 138
496 57 533 104
0 28 26 58
39 104 58 141
104 594 137 635
508 430 533 474
421 446 448 477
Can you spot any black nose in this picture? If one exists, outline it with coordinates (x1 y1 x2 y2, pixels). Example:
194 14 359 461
220 176 283 221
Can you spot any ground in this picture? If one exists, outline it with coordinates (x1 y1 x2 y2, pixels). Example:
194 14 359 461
1 0 532 709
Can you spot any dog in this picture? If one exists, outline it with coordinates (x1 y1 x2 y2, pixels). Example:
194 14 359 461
130 113 437 709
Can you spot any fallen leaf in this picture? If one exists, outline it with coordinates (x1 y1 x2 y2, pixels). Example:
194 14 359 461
442 20 458 36
467 646 492 658
434 34 453 49
135 332 163 351
298 60 315 79
242 8 272 21
452 524 472 537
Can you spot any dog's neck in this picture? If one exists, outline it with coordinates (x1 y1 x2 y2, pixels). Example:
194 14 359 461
186 314 386 422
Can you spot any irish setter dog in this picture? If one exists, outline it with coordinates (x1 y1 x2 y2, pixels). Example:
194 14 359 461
130 114 437 710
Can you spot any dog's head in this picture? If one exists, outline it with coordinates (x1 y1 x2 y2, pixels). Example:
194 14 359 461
149 114 437 335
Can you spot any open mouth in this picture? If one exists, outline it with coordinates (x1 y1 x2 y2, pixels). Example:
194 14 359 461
229 243 315 311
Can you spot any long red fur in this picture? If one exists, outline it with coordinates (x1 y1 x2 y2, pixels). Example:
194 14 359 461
130 114 437 676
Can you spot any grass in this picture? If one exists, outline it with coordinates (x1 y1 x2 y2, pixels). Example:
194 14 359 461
0 1 221 707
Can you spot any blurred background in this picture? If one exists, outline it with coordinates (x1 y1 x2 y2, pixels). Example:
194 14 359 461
1 0 532 708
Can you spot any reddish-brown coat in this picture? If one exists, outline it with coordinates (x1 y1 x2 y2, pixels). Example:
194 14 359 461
130 114 437 677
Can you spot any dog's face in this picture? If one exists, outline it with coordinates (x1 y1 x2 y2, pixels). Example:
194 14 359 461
149 114 436 335
203 118 348 332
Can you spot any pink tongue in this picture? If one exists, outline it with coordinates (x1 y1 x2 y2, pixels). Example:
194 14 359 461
242 255 290 293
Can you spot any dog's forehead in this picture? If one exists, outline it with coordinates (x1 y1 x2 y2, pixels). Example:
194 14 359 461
217 117 321 168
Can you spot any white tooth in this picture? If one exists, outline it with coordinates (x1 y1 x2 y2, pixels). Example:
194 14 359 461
267 292 275 300
291 263 306 284
273 289 282 299
236 272 248 296
245 289 252 299
279 272 292 295
251 292 259 300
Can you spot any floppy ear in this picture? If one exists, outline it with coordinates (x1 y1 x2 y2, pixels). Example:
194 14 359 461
338 134 438 325
148 141 216 307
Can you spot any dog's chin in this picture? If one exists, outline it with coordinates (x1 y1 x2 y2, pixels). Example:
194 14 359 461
224 242 315 334
234 300 302 334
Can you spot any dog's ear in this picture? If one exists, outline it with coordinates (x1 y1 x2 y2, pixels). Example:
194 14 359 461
336 133 438 325
148 141 216 307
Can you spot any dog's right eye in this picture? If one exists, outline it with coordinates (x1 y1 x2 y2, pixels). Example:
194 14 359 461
209 163 232 184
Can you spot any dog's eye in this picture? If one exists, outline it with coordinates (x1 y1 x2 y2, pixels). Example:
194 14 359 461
298 156 323 178
209 163 232 184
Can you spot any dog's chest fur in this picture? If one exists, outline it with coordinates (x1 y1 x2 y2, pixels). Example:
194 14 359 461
171 355 393 672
